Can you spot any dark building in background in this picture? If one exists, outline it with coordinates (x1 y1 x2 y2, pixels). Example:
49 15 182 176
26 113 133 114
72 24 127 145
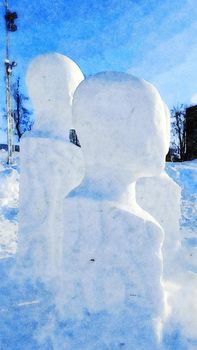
186 105 197 160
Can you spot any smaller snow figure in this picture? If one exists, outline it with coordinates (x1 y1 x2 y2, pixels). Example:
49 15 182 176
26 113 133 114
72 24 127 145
17 53 85 283
58 72 170 349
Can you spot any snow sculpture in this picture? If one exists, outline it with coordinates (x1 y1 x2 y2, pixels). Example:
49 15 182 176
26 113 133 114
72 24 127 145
58 72 170 349
17 53 85 282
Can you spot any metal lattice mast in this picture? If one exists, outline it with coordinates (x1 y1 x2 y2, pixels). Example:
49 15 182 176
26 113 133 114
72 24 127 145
4 0 17 164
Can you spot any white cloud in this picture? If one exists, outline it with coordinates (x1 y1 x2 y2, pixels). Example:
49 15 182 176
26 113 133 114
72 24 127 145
191 93 197 105
128 20 197 108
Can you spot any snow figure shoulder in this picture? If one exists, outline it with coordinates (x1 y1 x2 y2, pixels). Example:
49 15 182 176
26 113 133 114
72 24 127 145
135 101 182 280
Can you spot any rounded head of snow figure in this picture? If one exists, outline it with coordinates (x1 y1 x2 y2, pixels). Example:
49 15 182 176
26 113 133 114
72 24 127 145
72 72 170 182
26 53 84 138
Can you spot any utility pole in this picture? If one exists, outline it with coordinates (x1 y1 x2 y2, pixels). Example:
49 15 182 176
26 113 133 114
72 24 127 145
4 0 17 164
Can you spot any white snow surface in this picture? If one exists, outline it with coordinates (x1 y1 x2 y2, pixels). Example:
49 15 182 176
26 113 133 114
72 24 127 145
0 151 19 258
0 153 196 349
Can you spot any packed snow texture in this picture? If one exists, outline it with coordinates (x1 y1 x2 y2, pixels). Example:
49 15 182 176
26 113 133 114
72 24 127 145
54 71 172 348
0 161 196 349
17 53 85 282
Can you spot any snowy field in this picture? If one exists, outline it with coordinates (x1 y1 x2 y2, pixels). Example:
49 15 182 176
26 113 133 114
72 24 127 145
0 149 196 349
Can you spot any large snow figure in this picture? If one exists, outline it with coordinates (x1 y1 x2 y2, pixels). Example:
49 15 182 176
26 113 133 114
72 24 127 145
17 53 85 282
58 72 170 349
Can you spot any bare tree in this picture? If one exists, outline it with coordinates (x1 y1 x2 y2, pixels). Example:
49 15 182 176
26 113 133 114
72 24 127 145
170 104 187 161
4 1 18 164
12 77 33 140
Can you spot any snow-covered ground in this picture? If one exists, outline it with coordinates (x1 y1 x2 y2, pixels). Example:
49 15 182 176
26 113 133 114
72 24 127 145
164 161 197 349
0 151 19 258
0 150 196 348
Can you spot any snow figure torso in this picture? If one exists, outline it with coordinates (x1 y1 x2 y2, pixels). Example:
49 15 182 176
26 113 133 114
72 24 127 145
18 135 84 281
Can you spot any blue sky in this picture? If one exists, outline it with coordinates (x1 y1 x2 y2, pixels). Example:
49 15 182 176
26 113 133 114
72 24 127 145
0 0 197 113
